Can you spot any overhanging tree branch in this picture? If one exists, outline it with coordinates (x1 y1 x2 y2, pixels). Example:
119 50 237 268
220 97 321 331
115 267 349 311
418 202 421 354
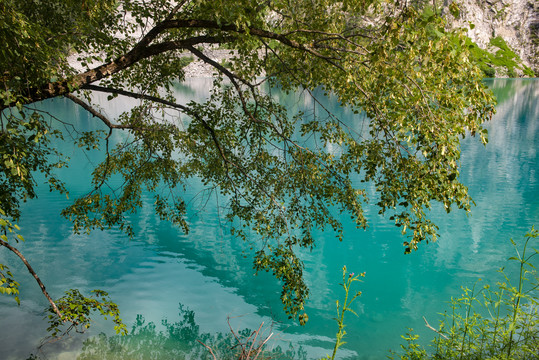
2 16 360 111
65 94 131 130
81 85 192 113
1 35 224 110
0 0 498 328
0 238 63 319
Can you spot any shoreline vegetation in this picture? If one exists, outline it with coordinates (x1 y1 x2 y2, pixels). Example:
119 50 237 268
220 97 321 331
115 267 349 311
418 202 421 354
389 227 539 360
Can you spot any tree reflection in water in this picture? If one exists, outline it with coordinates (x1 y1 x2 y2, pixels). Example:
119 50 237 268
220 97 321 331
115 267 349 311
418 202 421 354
74 304 306 360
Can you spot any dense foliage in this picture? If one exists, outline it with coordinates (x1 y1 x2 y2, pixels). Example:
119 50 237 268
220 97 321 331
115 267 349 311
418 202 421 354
1 0 496 328
465 36 536 78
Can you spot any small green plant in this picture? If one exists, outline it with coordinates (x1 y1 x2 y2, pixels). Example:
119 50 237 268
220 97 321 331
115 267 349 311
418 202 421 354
493 4 509 21
389 329 428 360
46 289 127 338
0 210 22 304
322 266 365 360
391 227 539 359
178 55 194 69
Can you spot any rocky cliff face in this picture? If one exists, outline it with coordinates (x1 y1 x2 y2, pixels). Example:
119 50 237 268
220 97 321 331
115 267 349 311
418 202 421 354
444 0 538 76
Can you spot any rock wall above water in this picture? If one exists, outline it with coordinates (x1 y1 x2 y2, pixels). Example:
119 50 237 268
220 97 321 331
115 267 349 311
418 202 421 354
443 0 538 76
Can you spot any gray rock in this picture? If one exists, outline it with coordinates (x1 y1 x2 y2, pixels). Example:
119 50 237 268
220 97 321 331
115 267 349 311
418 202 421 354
443 0 538 76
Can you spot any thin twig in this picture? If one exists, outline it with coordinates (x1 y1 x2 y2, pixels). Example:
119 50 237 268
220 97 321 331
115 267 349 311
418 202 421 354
423 316 449 340
197 339 218 360
254 332 273 359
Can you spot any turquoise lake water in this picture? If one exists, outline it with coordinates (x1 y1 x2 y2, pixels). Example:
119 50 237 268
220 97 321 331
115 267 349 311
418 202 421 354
0 79 537 359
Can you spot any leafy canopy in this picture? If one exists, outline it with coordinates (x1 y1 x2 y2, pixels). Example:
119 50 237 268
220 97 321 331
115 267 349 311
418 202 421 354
0 0 495 325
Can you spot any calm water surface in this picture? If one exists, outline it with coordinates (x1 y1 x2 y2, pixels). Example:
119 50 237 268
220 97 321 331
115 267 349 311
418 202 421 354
0 79 537 359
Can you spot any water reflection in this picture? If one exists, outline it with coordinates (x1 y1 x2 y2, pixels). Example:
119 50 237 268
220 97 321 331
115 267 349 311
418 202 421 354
33 304 306 360
432 79 539 273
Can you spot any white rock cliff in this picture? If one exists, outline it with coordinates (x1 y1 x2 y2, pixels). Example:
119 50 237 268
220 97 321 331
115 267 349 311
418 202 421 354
444 0 538 75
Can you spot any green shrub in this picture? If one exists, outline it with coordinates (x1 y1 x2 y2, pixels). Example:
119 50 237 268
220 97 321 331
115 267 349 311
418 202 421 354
480 64 496 78
390 227 539 359
460 35 536 78
522 65 535 78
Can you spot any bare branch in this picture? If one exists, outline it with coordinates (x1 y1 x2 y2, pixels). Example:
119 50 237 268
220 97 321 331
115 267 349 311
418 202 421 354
65 94 131 130
197 340 218 360
82 85 192 113
0 238 63 319
423 316 449 340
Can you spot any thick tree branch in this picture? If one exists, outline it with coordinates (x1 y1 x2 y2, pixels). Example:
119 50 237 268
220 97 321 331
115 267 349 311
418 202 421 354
81 85 191 113
162 19 335 60
65 94 131 130
1 35 223 110
2 17 349 111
